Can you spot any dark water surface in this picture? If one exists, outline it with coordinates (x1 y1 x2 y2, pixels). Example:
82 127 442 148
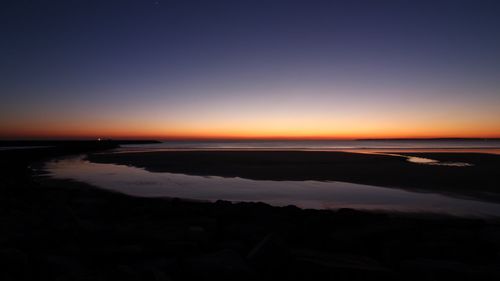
119 139 500 153
44 155 500 217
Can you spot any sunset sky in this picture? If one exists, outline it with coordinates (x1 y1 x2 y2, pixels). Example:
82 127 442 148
1 0 500 140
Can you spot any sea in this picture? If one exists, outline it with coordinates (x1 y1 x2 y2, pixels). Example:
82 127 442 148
119 139 500 152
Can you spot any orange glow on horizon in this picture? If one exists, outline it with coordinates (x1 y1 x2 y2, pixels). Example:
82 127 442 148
2 127 499 140
2 109 499 140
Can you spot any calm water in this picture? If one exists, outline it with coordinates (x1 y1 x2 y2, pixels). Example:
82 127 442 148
44 155 500 217
116 139 500 166
120 139 500 152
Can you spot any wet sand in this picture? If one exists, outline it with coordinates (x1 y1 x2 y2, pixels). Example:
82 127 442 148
88 150 500 202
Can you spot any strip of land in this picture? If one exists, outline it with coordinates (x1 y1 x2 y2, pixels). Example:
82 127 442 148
88 150 500 202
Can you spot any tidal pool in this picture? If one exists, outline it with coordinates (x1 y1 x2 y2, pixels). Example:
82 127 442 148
43 155 500 217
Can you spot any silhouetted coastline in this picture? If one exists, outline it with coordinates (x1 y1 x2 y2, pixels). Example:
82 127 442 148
2 144 500 280
356 138 500 141
0 139 160 147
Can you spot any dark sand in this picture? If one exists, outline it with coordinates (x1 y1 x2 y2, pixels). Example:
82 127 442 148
2 145 500 280
88 150 500 202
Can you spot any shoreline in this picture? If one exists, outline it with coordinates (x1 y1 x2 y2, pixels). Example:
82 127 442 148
87 150 500 203
2 146 500 280
43 154 500 217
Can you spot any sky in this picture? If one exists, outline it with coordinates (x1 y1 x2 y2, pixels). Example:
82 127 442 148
1 0 500 140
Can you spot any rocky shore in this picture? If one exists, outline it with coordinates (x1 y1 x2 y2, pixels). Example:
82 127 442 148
1 144 500 280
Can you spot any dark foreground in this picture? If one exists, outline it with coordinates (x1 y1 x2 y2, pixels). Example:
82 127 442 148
2 145 500 281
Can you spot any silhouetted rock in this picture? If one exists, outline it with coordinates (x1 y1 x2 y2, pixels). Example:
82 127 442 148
400 259 500 281
2 147 500 280
247 233 292 275
480 226 500 249
293 249 395 281
185 250 257 281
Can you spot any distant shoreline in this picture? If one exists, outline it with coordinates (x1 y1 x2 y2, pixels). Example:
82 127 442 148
2 138 500 144
355 138 500 141
158 138 500 142
0 140 161 147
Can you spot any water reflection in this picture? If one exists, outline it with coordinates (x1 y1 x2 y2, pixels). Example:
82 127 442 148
43 156 500 217
118 140 500 156
375 153 473 167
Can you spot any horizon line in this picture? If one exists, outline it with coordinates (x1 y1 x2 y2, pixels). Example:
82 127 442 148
1 137 500 142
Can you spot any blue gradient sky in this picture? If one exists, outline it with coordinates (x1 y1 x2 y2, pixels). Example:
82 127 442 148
1 0 500 139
